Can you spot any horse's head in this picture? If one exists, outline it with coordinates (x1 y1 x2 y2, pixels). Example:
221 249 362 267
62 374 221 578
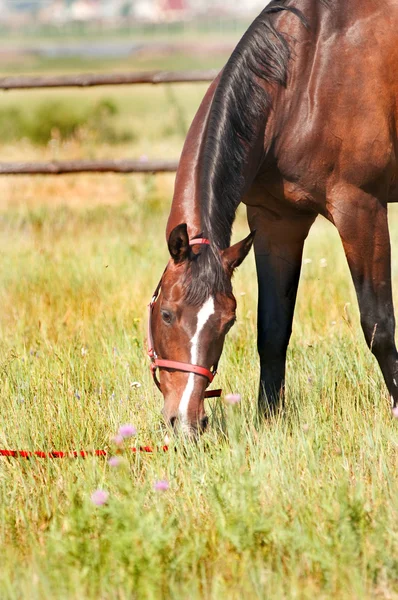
148 223 254 435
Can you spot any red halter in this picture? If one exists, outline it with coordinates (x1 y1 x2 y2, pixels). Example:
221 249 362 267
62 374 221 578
147 238 222 399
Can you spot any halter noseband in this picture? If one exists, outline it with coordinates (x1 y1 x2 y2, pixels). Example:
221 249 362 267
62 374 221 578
147 238 222 399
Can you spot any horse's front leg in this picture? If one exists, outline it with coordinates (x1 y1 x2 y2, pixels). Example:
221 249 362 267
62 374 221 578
330 186 398 410
247 204 316 415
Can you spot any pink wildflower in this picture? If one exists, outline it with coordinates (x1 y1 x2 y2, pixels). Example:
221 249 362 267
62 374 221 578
392 407 398 419
225 393 241 405
118 424 137 438
108 456 121 468
154 480 169 492
112 434 124 446
91 489 109 506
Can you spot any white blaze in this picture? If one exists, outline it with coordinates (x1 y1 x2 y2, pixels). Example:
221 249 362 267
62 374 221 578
178 296 215 425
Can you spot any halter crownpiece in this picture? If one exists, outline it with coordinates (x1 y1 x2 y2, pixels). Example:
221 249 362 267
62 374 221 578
147 237 222 399
189 237 211 246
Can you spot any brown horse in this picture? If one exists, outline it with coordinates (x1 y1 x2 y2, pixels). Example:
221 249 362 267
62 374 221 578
149 0 398 434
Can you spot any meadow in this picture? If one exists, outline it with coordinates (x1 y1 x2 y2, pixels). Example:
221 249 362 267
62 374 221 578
0 48 397 599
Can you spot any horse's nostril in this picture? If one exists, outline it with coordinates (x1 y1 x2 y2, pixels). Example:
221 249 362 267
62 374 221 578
169 416 177 428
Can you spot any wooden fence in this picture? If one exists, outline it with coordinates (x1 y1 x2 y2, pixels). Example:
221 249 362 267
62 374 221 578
0 159 179 175
0 69 218 176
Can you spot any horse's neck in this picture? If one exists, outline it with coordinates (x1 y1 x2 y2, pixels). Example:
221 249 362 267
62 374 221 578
166 78 220 242
167 71 266 247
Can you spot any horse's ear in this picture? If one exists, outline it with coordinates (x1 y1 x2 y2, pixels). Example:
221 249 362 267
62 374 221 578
221 231 255 275
168 223 190 263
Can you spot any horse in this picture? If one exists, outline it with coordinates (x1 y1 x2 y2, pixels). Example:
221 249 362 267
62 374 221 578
148 0 398 434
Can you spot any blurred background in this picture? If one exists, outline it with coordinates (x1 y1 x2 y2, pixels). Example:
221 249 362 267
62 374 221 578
1 0 267 30
0 0 269 66
0 0 272 207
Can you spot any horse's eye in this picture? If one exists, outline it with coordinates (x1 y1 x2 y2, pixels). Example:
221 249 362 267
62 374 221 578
161 309 173 324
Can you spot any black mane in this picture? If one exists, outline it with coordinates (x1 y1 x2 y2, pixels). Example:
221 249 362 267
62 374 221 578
185 1 325 305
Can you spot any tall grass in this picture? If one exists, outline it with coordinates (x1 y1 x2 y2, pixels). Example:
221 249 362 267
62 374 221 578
0 98 133 145
0 55 397 599
0 190 397 599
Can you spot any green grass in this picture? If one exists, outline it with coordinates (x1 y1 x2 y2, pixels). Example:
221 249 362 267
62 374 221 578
0 52 397 600
0 82 212 162
0 97 133 145
0 192 397 599
0 19 248 47
0 52 228 75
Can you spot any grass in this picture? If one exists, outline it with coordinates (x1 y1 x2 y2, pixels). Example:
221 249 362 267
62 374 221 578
0 97 133 145
0 189 397 599
0 41 231 74
0 19 248 47
0 85 212 163
0 55 397 600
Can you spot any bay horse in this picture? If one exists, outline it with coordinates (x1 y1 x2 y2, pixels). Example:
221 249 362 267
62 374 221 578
148 0 398 434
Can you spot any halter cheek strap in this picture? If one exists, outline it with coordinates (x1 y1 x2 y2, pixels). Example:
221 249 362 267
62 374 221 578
147 237 222 399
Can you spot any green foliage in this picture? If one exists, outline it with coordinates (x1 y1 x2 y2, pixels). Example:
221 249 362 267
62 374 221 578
0 106 27 142
27 100 88 144
0 97 134 145
89 98 134 145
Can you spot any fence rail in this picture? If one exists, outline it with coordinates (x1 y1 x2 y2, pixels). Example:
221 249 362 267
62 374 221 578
0 69 218 90
0 159 179 175
0 69 217 175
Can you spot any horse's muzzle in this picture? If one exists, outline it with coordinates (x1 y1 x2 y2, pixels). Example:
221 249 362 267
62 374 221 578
165 413 209 436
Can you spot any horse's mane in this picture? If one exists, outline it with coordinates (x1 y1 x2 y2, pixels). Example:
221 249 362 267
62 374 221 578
185 1 327 306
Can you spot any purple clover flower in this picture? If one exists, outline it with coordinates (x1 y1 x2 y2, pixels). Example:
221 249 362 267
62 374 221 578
154 480 169 492
91 489 109 506
225 393 241 405
118 424 137 438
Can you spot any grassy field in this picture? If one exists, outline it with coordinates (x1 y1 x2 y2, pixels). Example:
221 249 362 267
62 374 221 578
0 52 398 599
0 18 248 50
